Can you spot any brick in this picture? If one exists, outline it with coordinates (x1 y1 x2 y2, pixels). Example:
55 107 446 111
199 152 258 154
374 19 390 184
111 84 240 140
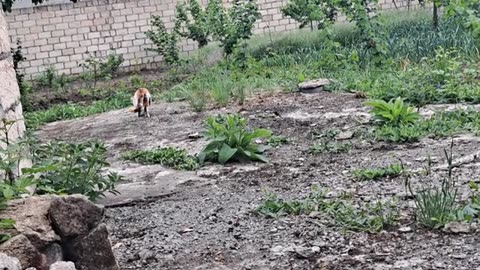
62 48 75 56
120 9 133 15
88 32 101 39
49 50 62 57
127 27 139 35
136 19 148 27
64 61 77 69
56 23 70 30
87 45 99 52
52 30 65 37
72 34 84 41
16 28 30 35
53 43 67 50
22 20 36 27
133 7 145 14
30 26 43 34
70 54 83 61
65 28 78 36
133 39 145 46
16 14 29 21
80 20 94 27
43 24 55 31
98 44 110 51
38 32 52 39
128 46 141 53
163 9 175 16
30 59 43 67
57 56 70 62
71 66 84 74
9 21 22 29
53 63 65 70
74 47 87 54
121 40 133 47
36 18 50 25
124 21 135 28
25 67 39 74
50 16 63 24
34 39 48 46
48 37 60 44
35 52 49 59
42 11 55 18
127 14 139 21
112 3 125 9
112 23 124 30
75 14 88 21
78 27 91 34
80 40 92 46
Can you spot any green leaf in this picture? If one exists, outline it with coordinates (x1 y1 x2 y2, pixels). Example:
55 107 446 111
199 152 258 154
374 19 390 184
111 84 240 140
218 144 237 164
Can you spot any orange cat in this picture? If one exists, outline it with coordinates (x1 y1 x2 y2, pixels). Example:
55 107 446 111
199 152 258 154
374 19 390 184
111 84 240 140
130 88 152 117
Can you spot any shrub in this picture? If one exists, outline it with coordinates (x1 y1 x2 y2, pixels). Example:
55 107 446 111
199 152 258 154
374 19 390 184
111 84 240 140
198 114 272 164
211 0 261 55
365 97 420 127
281 0 336 30
176 0 212 48
146 15 181 65
32 140 121 201
123 147 199 171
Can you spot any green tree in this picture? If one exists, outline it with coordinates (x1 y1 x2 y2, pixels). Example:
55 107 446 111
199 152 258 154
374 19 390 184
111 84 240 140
281 0 337 30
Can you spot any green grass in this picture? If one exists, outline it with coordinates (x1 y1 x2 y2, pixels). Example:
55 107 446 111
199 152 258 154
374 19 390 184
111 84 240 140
122 147 199 171
25 91 132 129
352 163 404 181
256 188 398 233
374 109 480 143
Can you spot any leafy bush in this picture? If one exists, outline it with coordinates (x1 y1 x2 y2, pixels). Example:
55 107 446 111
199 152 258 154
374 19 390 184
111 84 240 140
32 140 121 201
198 114 272 164
365 97 420 127
176 0 213 48
146 15 181 65
123 147 199 171
352 163 404 181
211 0 261 55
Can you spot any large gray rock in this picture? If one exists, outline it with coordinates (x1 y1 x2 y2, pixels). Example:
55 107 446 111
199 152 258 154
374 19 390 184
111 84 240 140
65 224 118 270
49 195 104 239
0 196 59 249
0 235 45 269
0 252 22 270
49 261 76 270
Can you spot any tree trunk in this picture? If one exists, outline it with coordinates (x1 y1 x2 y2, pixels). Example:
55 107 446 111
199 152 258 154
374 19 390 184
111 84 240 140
0 11 28 178
433 2 439 31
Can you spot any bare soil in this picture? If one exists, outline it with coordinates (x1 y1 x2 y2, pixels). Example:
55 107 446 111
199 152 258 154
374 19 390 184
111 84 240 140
37 91 480 270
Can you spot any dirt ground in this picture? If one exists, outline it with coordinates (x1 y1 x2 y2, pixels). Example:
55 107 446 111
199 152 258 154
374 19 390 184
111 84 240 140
37 91 480 270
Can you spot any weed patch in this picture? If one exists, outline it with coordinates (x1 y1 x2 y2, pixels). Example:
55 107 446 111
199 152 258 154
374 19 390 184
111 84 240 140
123 147 199 171
257 187 398 233
352 163 404 181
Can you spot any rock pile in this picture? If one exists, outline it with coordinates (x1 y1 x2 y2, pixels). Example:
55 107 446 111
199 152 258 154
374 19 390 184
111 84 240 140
0 195 118 270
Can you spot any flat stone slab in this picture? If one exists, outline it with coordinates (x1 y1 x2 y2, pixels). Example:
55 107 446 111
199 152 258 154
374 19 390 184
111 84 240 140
298 79 331 93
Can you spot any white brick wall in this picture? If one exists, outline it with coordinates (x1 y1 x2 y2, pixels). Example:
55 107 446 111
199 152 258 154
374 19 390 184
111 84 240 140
6 0 421 79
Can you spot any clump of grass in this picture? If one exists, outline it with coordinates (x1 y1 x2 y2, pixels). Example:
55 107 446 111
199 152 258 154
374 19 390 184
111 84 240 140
122 147 199 171
256 187 398 233
405 141 459 229
352 163 404 181
310 141 352 154
268 135 289 147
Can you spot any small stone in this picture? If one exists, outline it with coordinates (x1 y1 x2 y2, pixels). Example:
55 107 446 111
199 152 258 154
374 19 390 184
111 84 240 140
49 261 76 270
270 245 285 256
0 235 44 269
49 195 104 238
443 222 471 234
398 226 412 233
294 246 318 259
298 79 331 90
336 131 354 140
188 132 201 139
0 253 22 270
